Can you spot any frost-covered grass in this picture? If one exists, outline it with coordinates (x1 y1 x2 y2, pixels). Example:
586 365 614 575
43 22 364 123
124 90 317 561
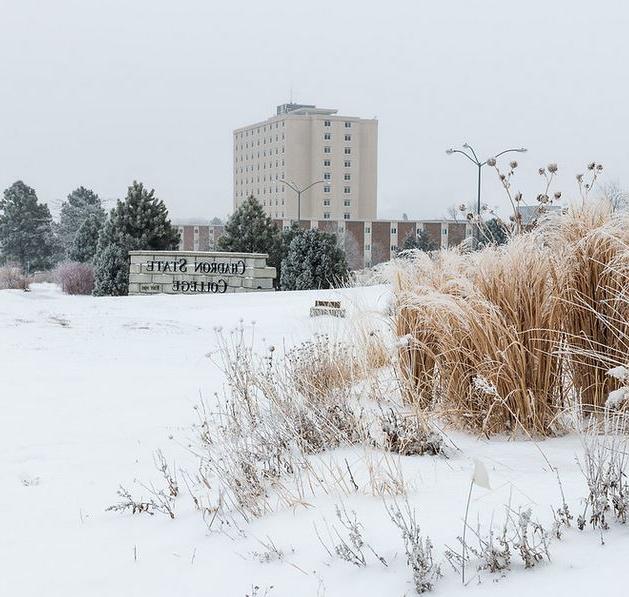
2 283 629 597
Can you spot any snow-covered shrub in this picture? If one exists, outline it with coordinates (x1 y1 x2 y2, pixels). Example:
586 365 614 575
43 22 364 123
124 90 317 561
380 408 445 456
55 261 95 295
386 500 441 593
0 264 29 290
577 416 629 532
316 503 387 568
280 228 349 290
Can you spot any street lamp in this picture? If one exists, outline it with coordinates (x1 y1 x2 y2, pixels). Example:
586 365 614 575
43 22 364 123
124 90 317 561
445 143 527 230
279 179 327 222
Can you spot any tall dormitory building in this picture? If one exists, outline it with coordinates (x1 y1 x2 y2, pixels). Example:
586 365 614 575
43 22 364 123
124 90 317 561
233 103 378 221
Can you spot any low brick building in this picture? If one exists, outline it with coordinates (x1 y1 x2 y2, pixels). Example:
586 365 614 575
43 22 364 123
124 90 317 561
174 222 225 252
175 219 472 271
275 218 472 270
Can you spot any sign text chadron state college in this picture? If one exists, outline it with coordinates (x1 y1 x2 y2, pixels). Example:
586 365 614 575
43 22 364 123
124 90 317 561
127 250 276 295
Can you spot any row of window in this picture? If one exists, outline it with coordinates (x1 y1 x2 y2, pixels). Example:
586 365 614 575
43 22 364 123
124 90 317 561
324 120 353 128
323 133 352 141
323 186 352 193
322 200 352 207
236 121 286 139
323 147 352 154
323 159 352 167
323 212 352 220
237 173 285 184
323 173 351 181
235 133 285 150
237 147 285 161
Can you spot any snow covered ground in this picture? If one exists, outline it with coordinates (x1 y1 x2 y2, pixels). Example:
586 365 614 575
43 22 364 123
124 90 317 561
2 283 628 596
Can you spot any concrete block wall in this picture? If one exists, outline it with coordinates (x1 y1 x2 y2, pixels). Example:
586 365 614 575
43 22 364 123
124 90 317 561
128 251 276 295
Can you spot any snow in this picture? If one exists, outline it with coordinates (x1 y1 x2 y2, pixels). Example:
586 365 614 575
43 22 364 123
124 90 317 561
2 283 629 597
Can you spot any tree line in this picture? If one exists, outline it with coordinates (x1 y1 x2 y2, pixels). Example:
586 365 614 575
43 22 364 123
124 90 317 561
0 183 352 294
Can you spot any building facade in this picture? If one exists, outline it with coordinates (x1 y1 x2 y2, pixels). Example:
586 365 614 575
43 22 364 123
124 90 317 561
176 219 472 271
174 222 224 252
233 103 378 222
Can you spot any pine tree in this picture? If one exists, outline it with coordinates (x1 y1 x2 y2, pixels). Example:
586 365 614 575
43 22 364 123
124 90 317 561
93 244 129 296
68 213 104 263
218 195 281 275
58 187 105 255
219 196 280 254
400 229 438 253
93 181 179 296
0 181 57 272
280 228 349 291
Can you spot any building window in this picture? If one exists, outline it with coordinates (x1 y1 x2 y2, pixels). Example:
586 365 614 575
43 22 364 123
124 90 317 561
324 132 331 140
324 146 331 153
365 244 371 250
324 186 331 193
324 120 331 127
345 121 352 128
391 227 397 233
344 160 351 167
344 213 351 220
324 212 331 219
344 147 351 154
323 199 330 206
391 245 398 251
365 226 371 233
344 186 351 193
344 173 351 181
323 172 331 180
344 134 351 141
323 159 331 166
344 199 351 207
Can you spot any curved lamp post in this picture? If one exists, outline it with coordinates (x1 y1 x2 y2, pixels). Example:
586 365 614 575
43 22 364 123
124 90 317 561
445 143 527 222
279 179 327 222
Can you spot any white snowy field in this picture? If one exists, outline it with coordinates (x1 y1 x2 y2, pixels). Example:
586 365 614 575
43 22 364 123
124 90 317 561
1 283 628 597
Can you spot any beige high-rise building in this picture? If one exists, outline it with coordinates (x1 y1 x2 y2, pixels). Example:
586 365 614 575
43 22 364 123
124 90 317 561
233 103 377 221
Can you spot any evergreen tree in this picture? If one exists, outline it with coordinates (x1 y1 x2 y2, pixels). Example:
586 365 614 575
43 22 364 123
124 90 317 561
218 195 280 254
218 195 281 268
400 229 438 254
0 181 57 271
280 228 349 291
93 181 179 296
58 186 105 255
93 244 129 296
68 213 104 263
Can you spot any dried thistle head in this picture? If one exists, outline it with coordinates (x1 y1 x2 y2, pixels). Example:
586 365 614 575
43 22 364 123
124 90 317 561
487 157 497 167
547 163 558 174
510 160 518 169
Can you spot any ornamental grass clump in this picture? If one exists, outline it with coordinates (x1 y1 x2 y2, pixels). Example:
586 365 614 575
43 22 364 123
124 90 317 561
392 201 628 436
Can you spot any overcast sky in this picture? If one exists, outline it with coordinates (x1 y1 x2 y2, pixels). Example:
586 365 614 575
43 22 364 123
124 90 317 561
1 0 628 221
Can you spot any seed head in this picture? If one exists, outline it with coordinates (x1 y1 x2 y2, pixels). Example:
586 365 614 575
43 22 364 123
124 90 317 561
487 157 497 167
547 163 558 174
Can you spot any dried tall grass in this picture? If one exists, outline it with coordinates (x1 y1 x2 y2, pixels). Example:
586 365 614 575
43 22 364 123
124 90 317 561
393 203 628 435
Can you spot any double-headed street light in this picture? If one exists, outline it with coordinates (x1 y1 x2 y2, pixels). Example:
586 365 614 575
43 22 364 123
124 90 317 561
279 179 327 222
445 143 527 224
